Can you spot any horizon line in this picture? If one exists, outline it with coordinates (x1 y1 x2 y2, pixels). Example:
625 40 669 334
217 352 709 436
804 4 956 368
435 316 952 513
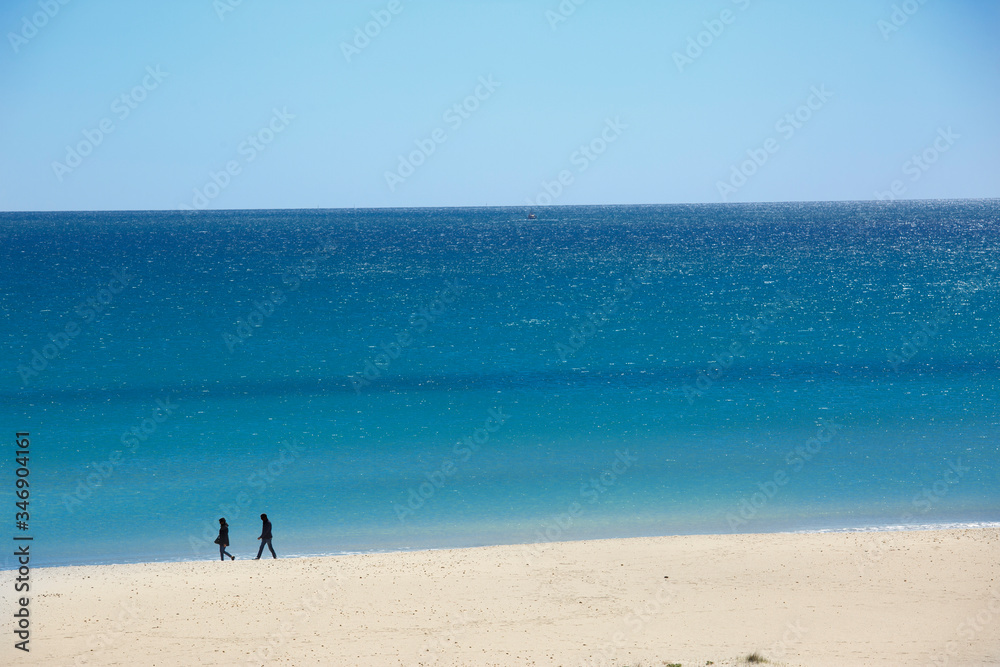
2 196 999 216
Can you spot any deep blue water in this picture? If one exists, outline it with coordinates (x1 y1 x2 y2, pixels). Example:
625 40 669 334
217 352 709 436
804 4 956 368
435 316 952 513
1 201 999 568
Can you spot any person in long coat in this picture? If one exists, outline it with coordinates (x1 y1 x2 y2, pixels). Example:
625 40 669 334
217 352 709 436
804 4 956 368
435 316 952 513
217 518 235 561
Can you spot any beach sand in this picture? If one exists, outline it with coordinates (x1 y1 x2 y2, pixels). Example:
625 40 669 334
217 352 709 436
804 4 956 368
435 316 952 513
5 528 1000 666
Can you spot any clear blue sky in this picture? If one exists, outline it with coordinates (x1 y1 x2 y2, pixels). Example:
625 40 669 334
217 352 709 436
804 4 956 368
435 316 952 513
1 0 997 211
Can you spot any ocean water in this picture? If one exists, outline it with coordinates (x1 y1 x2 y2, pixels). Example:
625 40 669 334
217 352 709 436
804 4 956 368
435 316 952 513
1 201 998 568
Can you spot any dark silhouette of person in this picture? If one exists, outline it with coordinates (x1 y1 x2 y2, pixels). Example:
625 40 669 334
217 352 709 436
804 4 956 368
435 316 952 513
217 518 235 561
255 513 276 559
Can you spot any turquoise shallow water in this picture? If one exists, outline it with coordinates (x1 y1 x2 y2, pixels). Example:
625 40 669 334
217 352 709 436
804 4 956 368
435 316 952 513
1 201 998 567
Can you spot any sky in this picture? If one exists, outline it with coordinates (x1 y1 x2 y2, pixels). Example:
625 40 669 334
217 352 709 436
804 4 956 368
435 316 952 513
0 0 997 211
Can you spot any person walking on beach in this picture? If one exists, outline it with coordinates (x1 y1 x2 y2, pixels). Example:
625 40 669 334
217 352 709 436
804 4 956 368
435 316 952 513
255 513 276 560
216 518 235 561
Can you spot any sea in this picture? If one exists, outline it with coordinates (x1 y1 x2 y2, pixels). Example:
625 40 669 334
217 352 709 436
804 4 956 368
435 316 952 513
2 201 998 569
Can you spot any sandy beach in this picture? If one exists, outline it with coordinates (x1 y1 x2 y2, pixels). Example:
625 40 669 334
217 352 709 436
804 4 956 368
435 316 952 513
5 528 1000 666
